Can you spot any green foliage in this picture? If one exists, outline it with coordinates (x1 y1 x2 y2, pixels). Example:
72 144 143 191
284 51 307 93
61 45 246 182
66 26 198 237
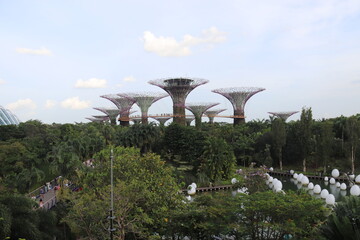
270 118 286 170
237 191 328 240
64 146 182 240
322 196 360 240
199 136 236 182
167 193 238 239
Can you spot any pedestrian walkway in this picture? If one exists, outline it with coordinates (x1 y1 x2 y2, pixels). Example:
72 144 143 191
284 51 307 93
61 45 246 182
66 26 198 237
39 188 57 210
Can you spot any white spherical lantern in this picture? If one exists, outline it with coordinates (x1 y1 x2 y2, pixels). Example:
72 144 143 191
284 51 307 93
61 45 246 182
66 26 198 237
336 182 341 188
321 189 329 199
326 194 336 205
349 174 355 180
274 181 283 191
231 178 238 184
290 170 294 175
185 195 192 201
187 186 196 195
331 169 340 178
340 183 347 190
293 173 298 179
297 173 304 182
313 184 321 194
350 185 360 196
301 176 309 186
191 183 197 189
330 178 336 185
355 175 360 184
308 182 314 190
324 176 329 182
269 167 274 172
268 176 273 183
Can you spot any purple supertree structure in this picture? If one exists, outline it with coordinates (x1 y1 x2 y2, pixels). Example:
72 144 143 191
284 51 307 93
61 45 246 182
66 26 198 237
100 94 136 126
86 117 106 123
268 111 299 121
204 109 226 124
185 102 219 128
185 116 195 126
93 107 120 125
119 92 168 124
148 77 209 125
150 114 172 126
130 115 142 124
212 87 265 125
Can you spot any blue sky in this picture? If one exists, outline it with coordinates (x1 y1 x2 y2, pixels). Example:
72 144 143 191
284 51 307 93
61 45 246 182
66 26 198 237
1 0 360 124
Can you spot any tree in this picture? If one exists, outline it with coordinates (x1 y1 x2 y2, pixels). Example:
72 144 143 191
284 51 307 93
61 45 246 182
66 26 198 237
322 196 360 240
199 136 236 183
345 116 360 173
315 121 334 173
236 191 328 240
270 118 286 170
64 146 182 240
297 107 313 172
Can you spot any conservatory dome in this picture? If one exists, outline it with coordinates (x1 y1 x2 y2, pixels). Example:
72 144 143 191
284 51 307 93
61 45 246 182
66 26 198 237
0 106 20 125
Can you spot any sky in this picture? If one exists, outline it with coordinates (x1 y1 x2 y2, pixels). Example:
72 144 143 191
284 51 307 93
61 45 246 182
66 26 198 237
1 0 360 124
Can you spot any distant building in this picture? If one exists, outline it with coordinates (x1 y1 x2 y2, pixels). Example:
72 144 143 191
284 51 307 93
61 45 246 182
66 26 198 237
0 106 20 125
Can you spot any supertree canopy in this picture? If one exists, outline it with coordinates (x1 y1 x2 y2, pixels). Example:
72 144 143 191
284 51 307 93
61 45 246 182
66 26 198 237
204 108 226 124
150 114 172 126
119 92 168 124
100 94 136 126
185 116 195 126
268 111 299 121
212 87 265 125
148 77 209 125
185 102 219 128
86 117 108 123
93 107 119 125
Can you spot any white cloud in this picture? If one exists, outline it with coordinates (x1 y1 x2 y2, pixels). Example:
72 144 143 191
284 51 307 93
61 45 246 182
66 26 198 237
75 78 107 88
45 100 57 109
16 47 52 56
123 76 136 82
0 79 5 85
143 27 226 57
61 97 90 110
6 98 37 111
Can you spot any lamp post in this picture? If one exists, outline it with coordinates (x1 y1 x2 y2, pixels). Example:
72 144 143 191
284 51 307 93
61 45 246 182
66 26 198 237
108 148 116 239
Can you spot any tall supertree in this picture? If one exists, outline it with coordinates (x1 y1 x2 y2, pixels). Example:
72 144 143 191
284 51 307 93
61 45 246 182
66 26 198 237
204 108 226 124
130 115 142 124
119 92 168 124
93 107 119 125
212 87 265 125
148 77 209 125
100 94 136 126
268 111 299 121
185 102 219 128
151 114 172 126
185 116 195 126
86 117 108 123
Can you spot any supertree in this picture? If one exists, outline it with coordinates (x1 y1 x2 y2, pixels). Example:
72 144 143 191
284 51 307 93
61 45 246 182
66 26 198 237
150 114 172 126
130 115 142 124
212 87 265 125
148 77 209 125
185 116 195 126
86 117 108 123
268 111 299 121
100 94 136 126
204 108 226 124
185 102 219 128
119 92 168 124
93 107 120 125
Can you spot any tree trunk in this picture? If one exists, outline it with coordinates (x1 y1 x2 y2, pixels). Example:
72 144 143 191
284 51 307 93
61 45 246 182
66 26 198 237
279 148 283 171
303 158 306 172
351 146 355 174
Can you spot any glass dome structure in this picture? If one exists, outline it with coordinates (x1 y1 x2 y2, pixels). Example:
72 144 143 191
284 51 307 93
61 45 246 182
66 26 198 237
0 106 20 125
